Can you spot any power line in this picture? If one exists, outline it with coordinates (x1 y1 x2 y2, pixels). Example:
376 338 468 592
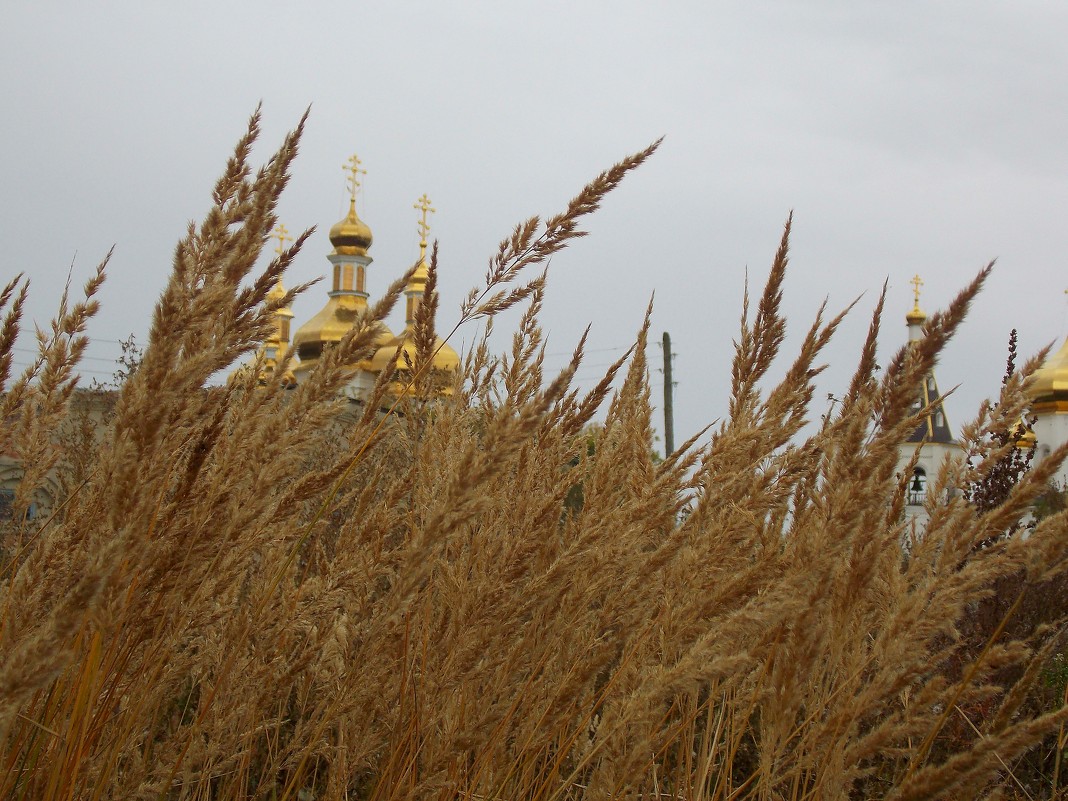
7 360 116 377
11 346 122 364
543 361 625 372
13 335 131 345
544 345 627 358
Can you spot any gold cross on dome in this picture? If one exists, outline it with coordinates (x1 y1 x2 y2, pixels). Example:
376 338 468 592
343 153 366 202
272 223 293 255
910 274 924 308
414 193 435 243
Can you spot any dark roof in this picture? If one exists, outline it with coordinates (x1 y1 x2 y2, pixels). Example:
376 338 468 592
906 372 956 444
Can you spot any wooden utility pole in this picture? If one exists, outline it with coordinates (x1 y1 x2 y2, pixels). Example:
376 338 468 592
662 331 675 455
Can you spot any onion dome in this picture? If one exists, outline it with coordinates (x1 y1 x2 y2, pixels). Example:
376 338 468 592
292 154 385 380
229 224 299 387
267 225 296 340
330 153 373 256
367 192 458 394
267 281 295 333
368 333 460 396
369 335 459 374
264 279 295 373
329 198 373 256
905 274 929 346
905 304 926 326
408 259 429 292
266 280 287 305
292 298 394 374
1027 337 1068 407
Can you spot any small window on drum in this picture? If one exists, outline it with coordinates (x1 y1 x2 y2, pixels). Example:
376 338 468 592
908 467 927 506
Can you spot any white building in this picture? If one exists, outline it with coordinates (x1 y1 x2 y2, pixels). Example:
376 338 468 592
894 276 962 525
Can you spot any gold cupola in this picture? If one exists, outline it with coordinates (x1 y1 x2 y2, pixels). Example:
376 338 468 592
292 153 393 381
370 194 459 393
1027 337 1068 413
265 282 295 377
328 157 373 258
264 224 296 382
228 223 298 387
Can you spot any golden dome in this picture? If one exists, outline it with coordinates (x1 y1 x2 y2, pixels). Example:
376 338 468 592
1028 337 1068 404
267 280 287 304
409 259 429 290
329 199 373 256
292 295 394 375
369 332 459 392
267 281 295 321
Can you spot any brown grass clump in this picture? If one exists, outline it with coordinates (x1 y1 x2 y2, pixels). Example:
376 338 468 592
1 112 1066 801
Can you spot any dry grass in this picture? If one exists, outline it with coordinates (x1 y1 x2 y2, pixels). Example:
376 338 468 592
0 112 1066 801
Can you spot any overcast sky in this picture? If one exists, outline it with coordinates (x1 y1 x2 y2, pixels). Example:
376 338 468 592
4 2 1068 446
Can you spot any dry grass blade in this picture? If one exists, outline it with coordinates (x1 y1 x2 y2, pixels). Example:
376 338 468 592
0 275 27 393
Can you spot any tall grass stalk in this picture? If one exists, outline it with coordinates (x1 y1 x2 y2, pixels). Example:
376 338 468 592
0 113 1066 800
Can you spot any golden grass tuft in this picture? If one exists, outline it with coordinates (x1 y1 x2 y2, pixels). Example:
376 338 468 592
0 113 1065 801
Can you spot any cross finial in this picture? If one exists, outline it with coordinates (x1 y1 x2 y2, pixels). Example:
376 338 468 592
910 274 924 310
343 153 366 205
414 193 435 260
272 223 293 255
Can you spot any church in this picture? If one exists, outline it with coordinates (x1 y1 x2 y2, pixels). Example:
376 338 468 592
894 276 960 523
1 154 463 522
251 153 459 401
895 274 1068 524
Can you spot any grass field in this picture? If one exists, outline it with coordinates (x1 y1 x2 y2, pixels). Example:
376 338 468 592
0 111 1065 800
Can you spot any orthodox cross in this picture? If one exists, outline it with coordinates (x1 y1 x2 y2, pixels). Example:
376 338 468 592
414 193 435 242
343 154 366 204
414 193 435 259
910 274 924 309
272 223 293 255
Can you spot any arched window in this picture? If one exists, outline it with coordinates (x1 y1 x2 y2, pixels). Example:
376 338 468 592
908 467 927 506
